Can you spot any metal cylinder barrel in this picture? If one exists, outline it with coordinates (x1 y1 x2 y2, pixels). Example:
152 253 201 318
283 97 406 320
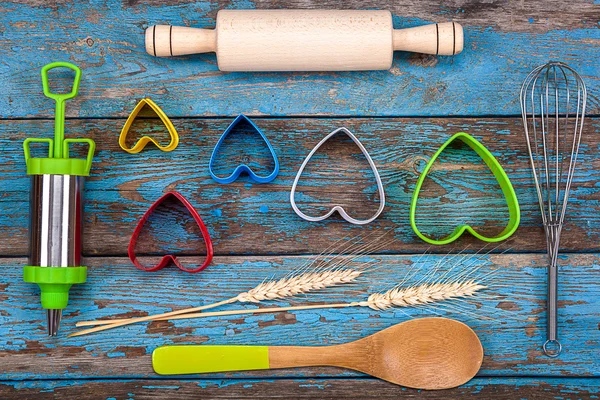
29 174 84 268
27 174 85 336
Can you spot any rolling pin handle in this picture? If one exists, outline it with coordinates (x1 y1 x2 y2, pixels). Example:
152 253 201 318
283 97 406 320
393 22 464 56
146 25 217 57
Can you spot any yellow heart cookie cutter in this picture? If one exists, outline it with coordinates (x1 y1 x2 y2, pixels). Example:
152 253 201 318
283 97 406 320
119 98 179 153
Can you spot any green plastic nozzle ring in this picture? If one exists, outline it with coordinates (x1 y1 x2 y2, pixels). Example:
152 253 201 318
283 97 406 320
23 266 87 309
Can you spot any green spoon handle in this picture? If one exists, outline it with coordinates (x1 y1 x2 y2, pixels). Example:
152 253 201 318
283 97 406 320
40 62 81 158
153 345 270 375
153 344 350 375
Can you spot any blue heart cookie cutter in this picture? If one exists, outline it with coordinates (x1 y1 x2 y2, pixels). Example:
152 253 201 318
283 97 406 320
209 115 279 184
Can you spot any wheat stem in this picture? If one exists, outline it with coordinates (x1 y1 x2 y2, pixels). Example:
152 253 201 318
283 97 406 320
74 298 238 328
69 303 359 337
72 297 238 332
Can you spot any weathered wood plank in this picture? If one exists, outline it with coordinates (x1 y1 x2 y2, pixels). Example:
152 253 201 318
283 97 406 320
1 117 599 256
2 377 600 399
1 1 599 118
1 254 599 379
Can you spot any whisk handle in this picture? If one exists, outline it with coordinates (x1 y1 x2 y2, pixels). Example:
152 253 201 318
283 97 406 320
544 258 561 357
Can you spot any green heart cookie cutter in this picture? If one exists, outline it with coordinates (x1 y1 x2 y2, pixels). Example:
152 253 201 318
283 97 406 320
409 132 520 245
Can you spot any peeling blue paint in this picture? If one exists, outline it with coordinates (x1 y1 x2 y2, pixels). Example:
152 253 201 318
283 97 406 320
107 351 126 358
299 383 326 389
141 385 180 390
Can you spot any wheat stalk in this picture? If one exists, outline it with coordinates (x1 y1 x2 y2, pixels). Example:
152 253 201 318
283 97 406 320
70 279 486 337
71 232 392 337
70 267 365 337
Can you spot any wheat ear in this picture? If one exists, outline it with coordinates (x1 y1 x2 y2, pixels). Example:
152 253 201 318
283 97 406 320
359 280 486 310
70 280 486 337
69 268 364 337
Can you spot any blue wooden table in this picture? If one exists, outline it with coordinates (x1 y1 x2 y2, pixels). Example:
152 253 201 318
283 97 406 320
1 1 600 398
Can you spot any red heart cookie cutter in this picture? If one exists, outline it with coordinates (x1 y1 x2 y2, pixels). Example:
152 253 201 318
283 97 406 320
128 191 214 273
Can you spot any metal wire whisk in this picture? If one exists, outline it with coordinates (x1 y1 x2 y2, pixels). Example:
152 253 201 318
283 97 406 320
520 61 587 357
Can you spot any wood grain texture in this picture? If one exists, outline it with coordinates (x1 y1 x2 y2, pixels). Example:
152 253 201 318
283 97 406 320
1 1 599 118
2 377 600 399
1 254 599 380
1 117 599 256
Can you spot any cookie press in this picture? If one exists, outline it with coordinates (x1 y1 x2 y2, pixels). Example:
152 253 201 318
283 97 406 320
22 62 95 336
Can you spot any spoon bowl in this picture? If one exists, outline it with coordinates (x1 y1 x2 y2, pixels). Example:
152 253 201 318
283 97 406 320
342 317 484 389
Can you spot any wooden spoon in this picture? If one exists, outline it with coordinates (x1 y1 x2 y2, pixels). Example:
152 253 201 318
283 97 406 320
152 317 483 390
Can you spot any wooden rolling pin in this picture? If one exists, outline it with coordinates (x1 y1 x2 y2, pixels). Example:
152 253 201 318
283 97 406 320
145 10 464 71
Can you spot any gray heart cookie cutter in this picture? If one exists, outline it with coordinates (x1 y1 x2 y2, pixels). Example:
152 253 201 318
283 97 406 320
290 127 386 225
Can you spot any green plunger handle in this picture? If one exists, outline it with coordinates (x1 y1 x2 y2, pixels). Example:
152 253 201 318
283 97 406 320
23 138 54 165
63 138 96 175
40 62 81 158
